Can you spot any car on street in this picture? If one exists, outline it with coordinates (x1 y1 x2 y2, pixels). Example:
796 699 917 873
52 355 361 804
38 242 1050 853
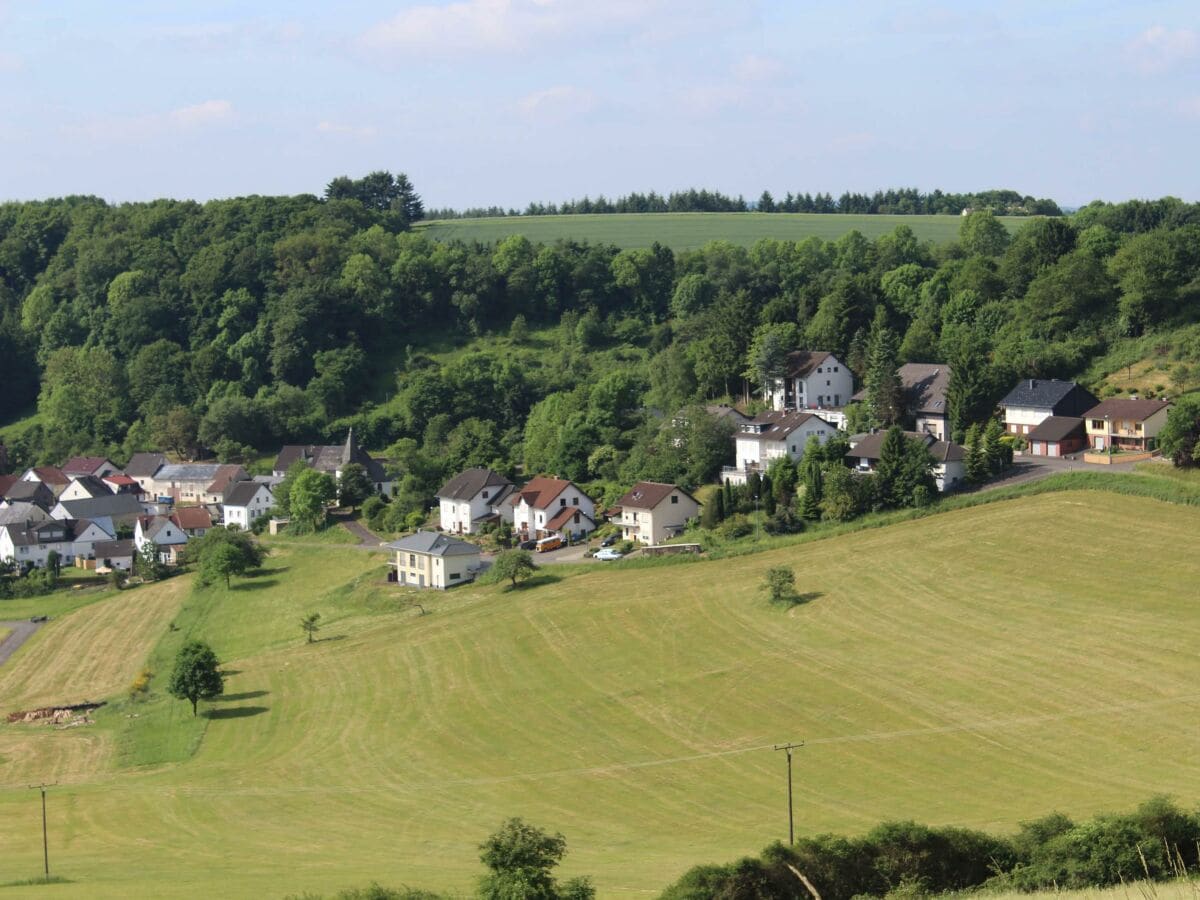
594 548 623 561
518 539 537 551
600 535 617 547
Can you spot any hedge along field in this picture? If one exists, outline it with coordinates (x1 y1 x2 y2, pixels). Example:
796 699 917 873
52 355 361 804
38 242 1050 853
1 493 1200 896
416 211 1036 249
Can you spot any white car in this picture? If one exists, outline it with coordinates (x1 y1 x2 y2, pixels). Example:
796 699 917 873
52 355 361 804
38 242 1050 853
594 548 623 561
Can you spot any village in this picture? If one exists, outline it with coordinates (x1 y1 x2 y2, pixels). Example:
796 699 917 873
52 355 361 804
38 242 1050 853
0 348 1174 593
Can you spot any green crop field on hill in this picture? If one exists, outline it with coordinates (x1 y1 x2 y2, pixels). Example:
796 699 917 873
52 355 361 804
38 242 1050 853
415 211 1036 249
2 489 1200 897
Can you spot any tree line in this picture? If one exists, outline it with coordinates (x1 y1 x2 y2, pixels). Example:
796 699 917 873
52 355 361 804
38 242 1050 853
425 186 1062 219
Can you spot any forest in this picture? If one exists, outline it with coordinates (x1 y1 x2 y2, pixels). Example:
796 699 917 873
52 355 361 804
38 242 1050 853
2 174 1200 526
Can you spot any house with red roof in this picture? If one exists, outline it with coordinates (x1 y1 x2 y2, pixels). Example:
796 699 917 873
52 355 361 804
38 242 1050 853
61 456 120 479
612 482 701 546
1083 398 1173 452
510 476 596 542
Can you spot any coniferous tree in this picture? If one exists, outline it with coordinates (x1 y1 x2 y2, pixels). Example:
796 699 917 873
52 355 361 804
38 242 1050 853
965 424 987 482
864 308 903 428
714 489 726 523
983 418 1005 475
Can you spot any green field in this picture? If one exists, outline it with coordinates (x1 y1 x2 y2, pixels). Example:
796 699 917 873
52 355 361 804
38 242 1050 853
415 211 1036 249
2 490 1200 897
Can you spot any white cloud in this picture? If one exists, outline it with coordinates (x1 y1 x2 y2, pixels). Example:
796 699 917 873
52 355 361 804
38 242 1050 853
516 85 595 120
169 99 233 128
316 120 378 138
1127 26 1198 74
360 0 682 58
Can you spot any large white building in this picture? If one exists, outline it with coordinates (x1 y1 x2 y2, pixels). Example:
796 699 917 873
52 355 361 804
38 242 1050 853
436 468 513 535
222 481 276 530
723 411 836 485
614 482 701 546
510 477 596 541
766 350 854 414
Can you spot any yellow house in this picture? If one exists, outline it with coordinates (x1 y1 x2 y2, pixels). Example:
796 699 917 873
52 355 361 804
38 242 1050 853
614 482 701 546
1082 398 1172 452
388 530 481 590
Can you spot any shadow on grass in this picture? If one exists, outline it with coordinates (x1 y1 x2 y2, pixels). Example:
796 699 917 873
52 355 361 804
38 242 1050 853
221 669 242 677
254 565 289 577
1 875 74 886
214 690 269 702
773 591 823 608
506 573 563 591
313 634 347 643
205 705 269 720
233 579 279 591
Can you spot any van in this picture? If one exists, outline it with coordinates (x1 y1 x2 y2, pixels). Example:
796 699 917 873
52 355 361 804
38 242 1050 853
535 535 562 553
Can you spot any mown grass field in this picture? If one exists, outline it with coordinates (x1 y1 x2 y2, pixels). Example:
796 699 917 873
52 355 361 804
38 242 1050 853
415 211 1035 249
1 491 1200 897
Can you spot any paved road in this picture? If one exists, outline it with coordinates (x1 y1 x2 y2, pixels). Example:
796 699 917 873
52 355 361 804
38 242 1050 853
337 517 388 548
970 452 1144 494
0 620 43 668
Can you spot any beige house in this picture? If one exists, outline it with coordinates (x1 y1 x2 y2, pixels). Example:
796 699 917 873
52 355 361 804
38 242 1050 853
388 531 482 590
614 482 701 546
1082 398 1172 451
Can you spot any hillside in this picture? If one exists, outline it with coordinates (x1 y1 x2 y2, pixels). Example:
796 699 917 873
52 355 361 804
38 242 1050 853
415 211 1035 249
2 489 1200 896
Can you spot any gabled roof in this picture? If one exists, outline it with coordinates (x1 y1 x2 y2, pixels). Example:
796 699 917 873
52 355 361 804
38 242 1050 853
137 514 188 544
205 464 247 496
0 502 50 525
66 475 112 498
386 531 480 557
739 411 830 442
703 404 751 424
1028 416 1086 442
0 474 16 496
616 482 699 511
28 466 69 487
4 480 54 508
171 507 213 531
848 430 965 463
154 463 225 483
437 467 512 502
783 350 835 379
544 506 596 533
1082 398 1173 422
275 431 390 483
124 452 167 478
224 480 272 507
999 379 1099 415
511 476 573 511
93 539 134 558
855 364 951 416
61 456 114 477
55 493 143 521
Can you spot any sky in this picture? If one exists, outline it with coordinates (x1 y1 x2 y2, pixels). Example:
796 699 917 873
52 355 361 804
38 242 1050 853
0 1 1197 210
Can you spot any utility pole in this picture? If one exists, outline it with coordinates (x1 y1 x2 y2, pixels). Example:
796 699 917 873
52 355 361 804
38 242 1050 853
773 742 803 845
29 783 54 878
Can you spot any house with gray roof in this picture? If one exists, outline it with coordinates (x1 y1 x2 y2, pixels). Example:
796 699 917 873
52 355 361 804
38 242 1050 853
50 493 144 529
766 350 854 417
387 530 482 589
145 462 249 505
134 514 189 565
223 481 275 530
0 518 113 568
3 479 55 510
436 467 513 535
124 452 168 492
59 475 115 502
998 379 1099 437
847 430 967 493
273 429 395 498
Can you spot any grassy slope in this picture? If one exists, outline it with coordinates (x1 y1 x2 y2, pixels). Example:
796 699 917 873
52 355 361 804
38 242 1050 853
415 212 1034 250
1 492 1200 896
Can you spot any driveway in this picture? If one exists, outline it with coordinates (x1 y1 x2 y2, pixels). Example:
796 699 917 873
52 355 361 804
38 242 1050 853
338 516 387 548
0 620 44 668
971 452 1144 494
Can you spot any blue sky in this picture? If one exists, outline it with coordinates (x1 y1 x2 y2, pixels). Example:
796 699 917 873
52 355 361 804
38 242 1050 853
0 1 1197 208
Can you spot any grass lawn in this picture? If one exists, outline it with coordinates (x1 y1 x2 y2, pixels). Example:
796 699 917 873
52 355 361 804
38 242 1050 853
1 492 1200 896
415 211 1036 250
264 522 360 545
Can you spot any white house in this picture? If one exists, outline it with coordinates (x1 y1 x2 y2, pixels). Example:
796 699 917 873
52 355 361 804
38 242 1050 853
124 452 167 494
766 351 855 413
59 475 115 502
724 411 836 485
614 482 701 546
846 430 967 493
510 477 596 542
998 379 1099 436
93 538 135 572
61 456 120 479
388 531 482 590
0 518 113 568
134 515 189 565
222 481 275 530
437 467 514 535
146 463 249 505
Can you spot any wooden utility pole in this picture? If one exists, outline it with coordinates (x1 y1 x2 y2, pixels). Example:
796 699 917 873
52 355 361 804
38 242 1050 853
773 742 803 845
29 783 53 877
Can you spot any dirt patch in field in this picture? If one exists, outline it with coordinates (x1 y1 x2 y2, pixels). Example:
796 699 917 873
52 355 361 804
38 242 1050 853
7 700 105 727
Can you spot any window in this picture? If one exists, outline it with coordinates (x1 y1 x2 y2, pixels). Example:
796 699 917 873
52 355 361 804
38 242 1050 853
482 490 489 499
450 572 461 580
826 380 831 386
833 366 839 372
572 496 579 506
791 445 797 452
573 512 580 524
1092 419 1104 430
671 495 678 504
560 498 566 507
408 553 416 566
817 367 823 373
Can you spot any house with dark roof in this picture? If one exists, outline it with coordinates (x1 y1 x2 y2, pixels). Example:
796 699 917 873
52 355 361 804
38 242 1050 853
1082 398 1173 452
0 474 17 498
510 477 596 541
145 462 249 505
436 468 514 535
61 456 120 479
222 481 275 530
0 518 113 568
387 531 482 589
766 350 854 416
50 493 144 530
998 379 1099 437
272 429 394 498
855 364 953 440
726 410 836 485
847 430 967 493
20 466 70 496
3 479 55 510
1026 416 1087 457
612 482 701 546
59 475 115 502
134 514 189 565
93 538 135 572
0 501 51 526
124 452 168 492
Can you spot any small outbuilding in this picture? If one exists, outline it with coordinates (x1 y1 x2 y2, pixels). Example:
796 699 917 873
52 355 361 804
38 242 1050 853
1026 416 1086 457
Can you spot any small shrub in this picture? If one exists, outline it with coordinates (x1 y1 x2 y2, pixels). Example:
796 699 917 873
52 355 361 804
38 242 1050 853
129 666 153 700
762 566 797 605
717 515 752 539
617 540 635 555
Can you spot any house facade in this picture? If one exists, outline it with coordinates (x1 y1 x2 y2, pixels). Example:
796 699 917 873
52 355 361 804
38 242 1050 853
614 482 701 546
436 468 514 535
134 515 189 565
846 431 967 493
273 429 395 497
222 481 275 530
1082 398 1172 451
766 351 854 413
146 463 249 505
0 518 114 568
124 452 167 493
388 531 482 589
61 456 120 479
998 379 1099 436
854 364 953 440
59 475 114 502
93 539 135 572
1026 416 1087 457
510 477 596 541
725 411 835 485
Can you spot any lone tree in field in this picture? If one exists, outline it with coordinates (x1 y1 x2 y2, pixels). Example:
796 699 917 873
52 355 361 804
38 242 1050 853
478 817 594 900
763 565 798 605
168 640 224 716
300 612 321 644
492 549 537 589
201 542 247 589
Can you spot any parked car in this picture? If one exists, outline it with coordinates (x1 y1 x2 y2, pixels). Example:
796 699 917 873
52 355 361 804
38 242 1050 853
594 548 623 561
600 535 617 547
29 615 49 623
518 539 537 551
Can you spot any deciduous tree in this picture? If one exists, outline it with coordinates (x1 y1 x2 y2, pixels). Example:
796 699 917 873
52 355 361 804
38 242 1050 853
168 640 224 716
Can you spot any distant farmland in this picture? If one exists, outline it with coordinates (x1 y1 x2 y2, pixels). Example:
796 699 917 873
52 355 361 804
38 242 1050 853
415 211 1037 249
